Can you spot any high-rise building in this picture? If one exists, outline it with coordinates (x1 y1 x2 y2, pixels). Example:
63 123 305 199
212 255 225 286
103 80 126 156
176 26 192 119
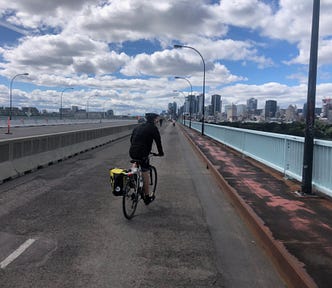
322 98 332 117
247 98 257 114
285 105 298 122
196 94 204 115
168 102 177 119
211 94 221 115
72 106 79 112
225 104 237 121
265 100 277 119
184 95 196 116
236 104 247 118
303 103 307 119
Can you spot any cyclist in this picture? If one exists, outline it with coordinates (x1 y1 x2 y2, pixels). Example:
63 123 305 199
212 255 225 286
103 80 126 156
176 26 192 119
129 112 164 205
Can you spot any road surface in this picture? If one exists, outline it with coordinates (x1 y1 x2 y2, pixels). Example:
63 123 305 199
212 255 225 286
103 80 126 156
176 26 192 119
0 121 286 287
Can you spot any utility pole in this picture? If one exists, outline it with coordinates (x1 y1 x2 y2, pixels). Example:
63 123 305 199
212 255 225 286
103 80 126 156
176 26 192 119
301 0 320 195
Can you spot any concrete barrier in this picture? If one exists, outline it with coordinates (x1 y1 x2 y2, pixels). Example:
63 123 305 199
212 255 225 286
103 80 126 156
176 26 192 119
0 124 136 183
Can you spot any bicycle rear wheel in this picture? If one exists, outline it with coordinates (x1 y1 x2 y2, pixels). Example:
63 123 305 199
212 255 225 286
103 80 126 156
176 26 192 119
122 177 138 219
149 165 157 197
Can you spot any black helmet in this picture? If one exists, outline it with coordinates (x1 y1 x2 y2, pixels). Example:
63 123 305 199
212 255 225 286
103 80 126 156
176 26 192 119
145 113 159 122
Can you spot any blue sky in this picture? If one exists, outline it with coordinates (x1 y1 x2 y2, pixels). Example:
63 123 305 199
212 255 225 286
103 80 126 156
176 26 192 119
1 0 332 115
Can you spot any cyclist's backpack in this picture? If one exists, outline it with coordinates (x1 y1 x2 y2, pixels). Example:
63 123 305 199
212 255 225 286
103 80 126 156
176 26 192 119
110 168 126 196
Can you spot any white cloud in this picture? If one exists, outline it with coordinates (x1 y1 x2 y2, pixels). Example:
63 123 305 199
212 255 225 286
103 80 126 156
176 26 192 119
1 0 332 114
66 0 228 43
0 33 130 85
212 0 273 29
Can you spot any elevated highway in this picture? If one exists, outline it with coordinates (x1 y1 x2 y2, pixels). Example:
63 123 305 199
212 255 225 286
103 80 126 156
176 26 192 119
1 121 331 287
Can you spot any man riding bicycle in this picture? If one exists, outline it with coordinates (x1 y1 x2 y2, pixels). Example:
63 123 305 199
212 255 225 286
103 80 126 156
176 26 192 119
129 113 164 205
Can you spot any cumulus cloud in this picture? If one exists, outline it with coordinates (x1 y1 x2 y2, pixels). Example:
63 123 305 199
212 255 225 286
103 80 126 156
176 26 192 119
67 0 228 43
212 0 273 29
0 33 130 85
1 0 332 114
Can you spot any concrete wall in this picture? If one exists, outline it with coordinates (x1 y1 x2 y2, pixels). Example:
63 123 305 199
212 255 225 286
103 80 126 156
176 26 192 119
0 124 136 182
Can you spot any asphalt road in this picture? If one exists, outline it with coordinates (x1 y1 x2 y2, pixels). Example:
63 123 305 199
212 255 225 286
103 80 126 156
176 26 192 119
0 122 286 287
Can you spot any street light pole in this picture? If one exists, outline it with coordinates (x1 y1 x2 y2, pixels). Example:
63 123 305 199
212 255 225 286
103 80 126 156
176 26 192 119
9 73 29 121
6 73 29 134
174 44 206 135
174 76 193 128
301 0 320 195
60 87 74 120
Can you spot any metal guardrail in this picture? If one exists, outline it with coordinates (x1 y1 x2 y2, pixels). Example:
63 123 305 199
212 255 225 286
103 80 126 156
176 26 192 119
188 121 332 197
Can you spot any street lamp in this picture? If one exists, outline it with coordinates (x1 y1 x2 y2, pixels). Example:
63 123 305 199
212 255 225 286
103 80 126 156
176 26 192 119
174 76 193 128
9 73 29 121
60 87 74 120
174 44 206 135
6 73 29 134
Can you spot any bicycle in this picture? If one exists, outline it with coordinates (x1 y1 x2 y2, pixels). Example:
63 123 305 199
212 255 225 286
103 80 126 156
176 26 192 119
122 153 158 219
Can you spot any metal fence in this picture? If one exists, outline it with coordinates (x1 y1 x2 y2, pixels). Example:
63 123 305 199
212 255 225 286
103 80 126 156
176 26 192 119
188 121 332 197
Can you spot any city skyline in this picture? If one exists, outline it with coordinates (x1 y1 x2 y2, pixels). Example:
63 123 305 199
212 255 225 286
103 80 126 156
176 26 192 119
2 93 328 117
1 1 332 115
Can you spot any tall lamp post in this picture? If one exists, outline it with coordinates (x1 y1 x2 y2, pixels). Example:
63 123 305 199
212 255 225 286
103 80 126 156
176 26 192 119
60 87 74 120
6 73 29 134
174 76 193 128
9 73 29 120
174 44 206 135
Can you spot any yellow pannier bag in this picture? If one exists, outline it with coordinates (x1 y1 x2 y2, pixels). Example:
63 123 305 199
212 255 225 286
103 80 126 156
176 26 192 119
110 168 126 196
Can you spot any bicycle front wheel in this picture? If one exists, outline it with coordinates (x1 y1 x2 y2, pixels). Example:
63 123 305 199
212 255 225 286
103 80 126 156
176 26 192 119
122 178 138 219
149 165 157 197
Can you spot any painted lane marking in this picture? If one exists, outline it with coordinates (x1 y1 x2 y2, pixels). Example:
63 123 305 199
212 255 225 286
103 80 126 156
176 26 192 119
0 238 36 269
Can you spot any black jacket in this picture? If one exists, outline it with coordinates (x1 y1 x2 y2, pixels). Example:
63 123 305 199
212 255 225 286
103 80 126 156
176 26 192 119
129 122 164 159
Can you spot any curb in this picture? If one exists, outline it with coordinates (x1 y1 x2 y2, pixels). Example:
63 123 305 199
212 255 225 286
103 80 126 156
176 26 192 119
180 125 317 288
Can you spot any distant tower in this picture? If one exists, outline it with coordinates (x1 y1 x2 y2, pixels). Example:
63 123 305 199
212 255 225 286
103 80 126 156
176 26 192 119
226 104 237 122
322 98 332 117
265 100 277 119
211 94 221 115
197 94 204 115
247 98 257 114
168 102 177 119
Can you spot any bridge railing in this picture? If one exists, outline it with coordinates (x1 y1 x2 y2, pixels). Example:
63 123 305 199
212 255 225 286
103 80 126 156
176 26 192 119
188 121 332 197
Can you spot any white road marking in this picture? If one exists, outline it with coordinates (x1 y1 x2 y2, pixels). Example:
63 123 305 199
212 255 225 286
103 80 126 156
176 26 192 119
0 238 36 269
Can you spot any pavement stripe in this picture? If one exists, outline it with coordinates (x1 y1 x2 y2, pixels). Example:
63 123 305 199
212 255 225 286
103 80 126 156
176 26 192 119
0 238 36 269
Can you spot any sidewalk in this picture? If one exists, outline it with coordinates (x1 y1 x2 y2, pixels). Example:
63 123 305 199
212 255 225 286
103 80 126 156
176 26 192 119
181 125 332 288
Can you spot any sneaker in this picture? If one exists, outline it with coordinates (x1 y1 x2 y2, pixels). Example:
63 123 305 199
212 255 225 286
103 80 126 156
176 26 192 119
143 195 155 205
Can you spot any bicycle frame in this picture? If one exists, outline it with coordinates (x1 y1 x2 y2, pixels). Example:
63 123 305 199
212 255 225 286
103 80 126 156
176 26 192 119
122 154 158 219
